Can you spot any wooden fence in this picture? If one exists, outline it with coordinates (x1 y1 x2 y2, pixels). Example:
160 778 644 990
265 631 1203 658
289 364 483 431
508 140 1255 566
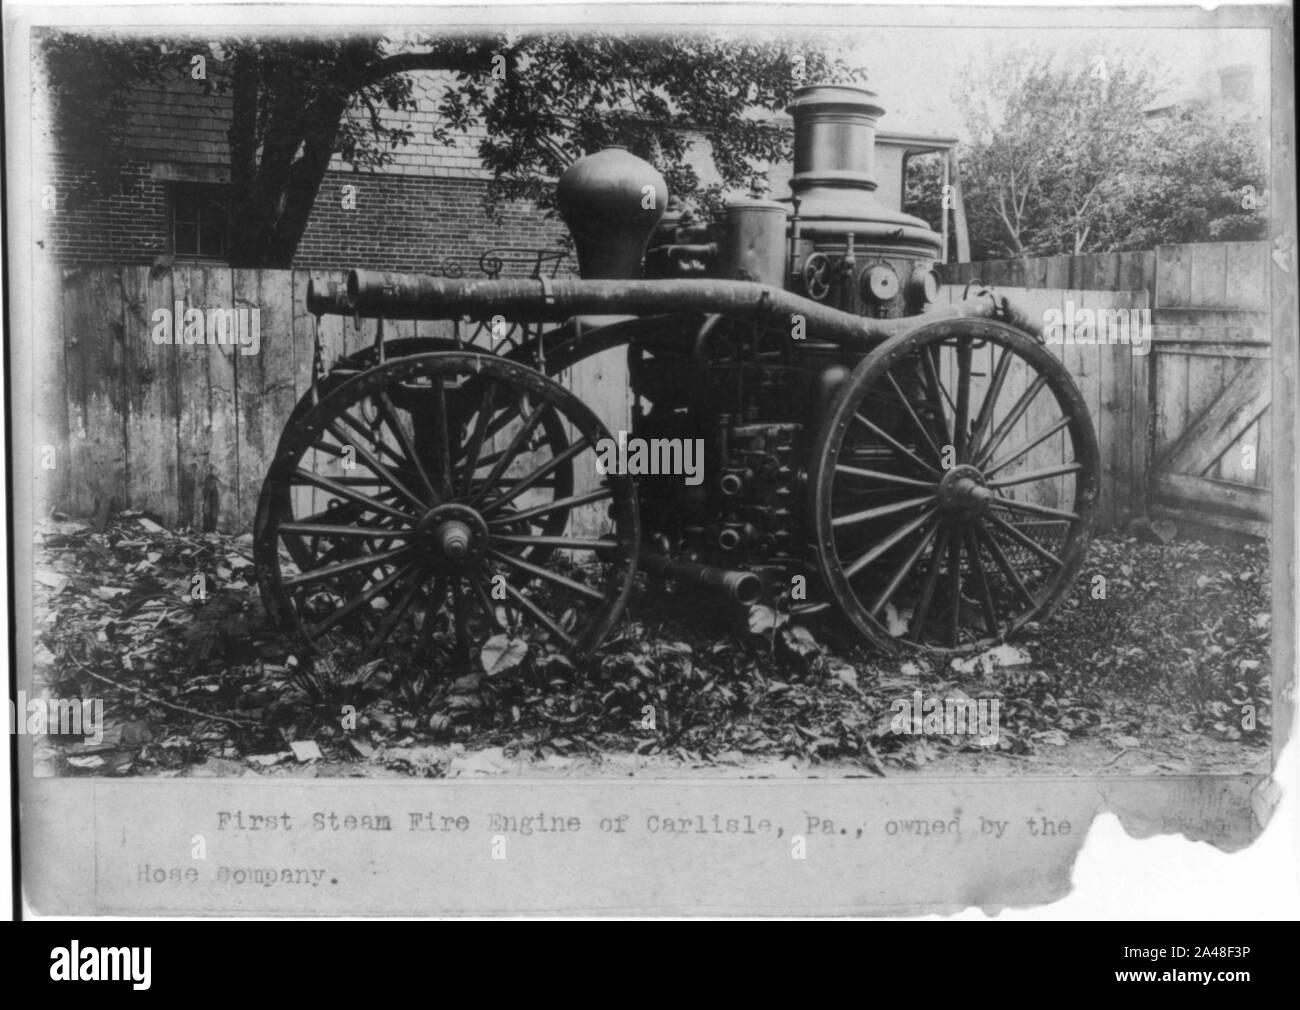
943 240 1273 536
33 264 628 533
33 241 1273 536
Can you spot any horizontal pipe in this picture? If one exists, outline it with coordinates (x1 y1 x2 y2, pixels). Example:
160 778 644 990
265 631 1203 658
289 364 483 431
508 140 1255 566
654 243 719 259
639 553 762 606
343 270 1041 347
306 276 350 315
347 271 977 346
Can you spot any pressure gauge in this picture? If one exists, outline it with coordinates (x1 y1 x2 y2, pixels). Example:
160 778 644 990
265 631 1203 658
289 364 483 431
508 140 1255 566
861 263 900 304
905 265 941 310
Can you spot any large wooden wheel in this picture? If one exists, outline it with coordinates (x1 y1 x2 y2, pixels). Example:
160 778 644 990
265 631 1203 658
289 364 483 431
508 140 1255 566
254 352 639 664
811 318 1100 654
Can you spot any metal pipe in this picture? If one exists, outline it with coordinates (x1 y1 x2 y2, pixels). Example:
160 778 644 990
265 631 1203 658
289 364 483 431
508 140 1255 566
639 553 762 605
655 243 718 259
306 276 350 315
346 270 1029 348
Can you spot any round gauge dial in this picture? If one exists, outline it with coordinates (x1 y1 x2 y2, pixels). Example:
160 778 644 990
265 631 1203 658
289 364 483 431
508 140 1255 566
906 265 941 309
861 263 900 304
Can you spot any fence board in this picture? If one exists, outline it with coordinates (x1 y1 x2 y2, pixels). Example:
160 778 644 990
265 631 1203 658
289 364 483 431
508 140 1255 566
1223 241 1269 311
121 265 180 525
1155 244 1193 308
208 270 240 533
1189 244 1228 308
33 257 68 515
63 267 128 518
234 269 296 528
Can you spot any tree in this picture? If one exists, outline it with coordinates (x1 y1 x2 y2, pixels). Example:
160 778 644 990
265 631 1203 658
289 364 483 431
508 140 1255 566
957 53 1162 259
953 50 1266 260
40 30 857 267
1103 107 1267 250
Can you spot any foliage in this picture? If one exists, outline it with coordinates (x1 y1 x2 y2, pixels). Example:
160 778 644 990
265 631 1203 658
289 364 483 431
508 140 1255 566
39 29 857 266
950 51 1267 259
34 514 1270 777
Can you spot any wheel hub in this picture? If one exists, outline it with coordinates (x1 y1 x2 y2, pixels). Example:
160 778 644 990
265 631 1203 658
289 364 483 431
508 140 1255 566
416 503 488 568
937 463 993 514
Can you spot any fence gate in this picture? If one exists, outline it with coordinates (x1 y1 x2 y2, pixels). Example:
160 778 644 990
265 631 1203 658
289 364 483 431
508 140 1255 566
1149 242 1272 537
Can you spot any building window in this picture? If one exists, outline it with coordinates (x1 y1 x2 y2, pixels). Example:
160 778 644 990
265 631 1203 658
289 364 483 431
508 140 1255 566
169 183 228 260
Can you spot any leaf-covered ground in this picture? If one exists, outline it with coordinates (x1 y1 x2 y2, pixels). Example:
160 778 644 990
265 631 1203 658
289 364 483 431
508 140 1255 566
30 512 1272 778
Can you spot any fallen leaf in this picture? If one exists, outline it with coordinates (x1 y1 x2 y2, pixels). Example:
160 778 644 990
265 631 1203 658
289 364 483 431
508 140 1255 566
290 740 323 762
781 625 820 657
480 634 528 677
348 738 376 759
827 658 858 689
448 747 515 776
34 569 68 592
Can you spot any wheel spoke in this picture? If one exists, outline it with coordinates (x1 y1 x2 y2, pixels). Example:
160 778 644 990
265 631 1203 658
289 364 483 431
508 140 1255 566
983 415 1071 478
832 493 935 529
974 520 1036 610
974 374 1048 467
843 507 937 579
869 521 938 617
503 580 574 648
330 409 416 480
919 346 954 445
311 561 419 637
486 487 612 529
279 522 414 540
489 548 605 603
967 347 1011 454
908 523 951 641
283 544 413 590
989 461 1082 489
450 577 471 658
834 464 938 490
492 534 616 552
954 339 972 461
482 435 590 515
991 495 1079 522
375 391 439 504
363 571 427 654
459 381 498 496
466 568 504 631
292 468 416 524
985 512 1063 569
850 412 941 478
467 399 549 506
945 533 963 647
964 527 1000 636
885 371 943 463
430 380 454 496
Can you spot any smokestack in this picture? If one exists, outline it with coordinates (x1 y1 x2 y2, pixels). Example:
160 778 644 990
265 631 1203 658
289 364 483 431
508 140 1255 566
784 84 940 252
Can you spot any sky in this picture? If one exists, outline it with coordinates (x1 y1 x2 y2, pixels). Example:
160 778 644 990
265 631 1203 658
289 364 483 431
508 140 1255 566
808 25 1272 139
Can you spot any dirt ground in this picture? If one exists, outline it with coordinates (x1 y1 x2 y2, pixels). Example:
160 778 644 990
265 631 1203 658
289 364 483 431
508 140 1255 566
29 513 1272 779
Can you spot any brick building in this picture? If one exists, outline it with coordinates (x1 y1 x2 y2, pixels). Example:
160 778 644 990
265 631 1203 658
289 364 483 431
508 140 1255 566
37 69 574 274
35 60 954 273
